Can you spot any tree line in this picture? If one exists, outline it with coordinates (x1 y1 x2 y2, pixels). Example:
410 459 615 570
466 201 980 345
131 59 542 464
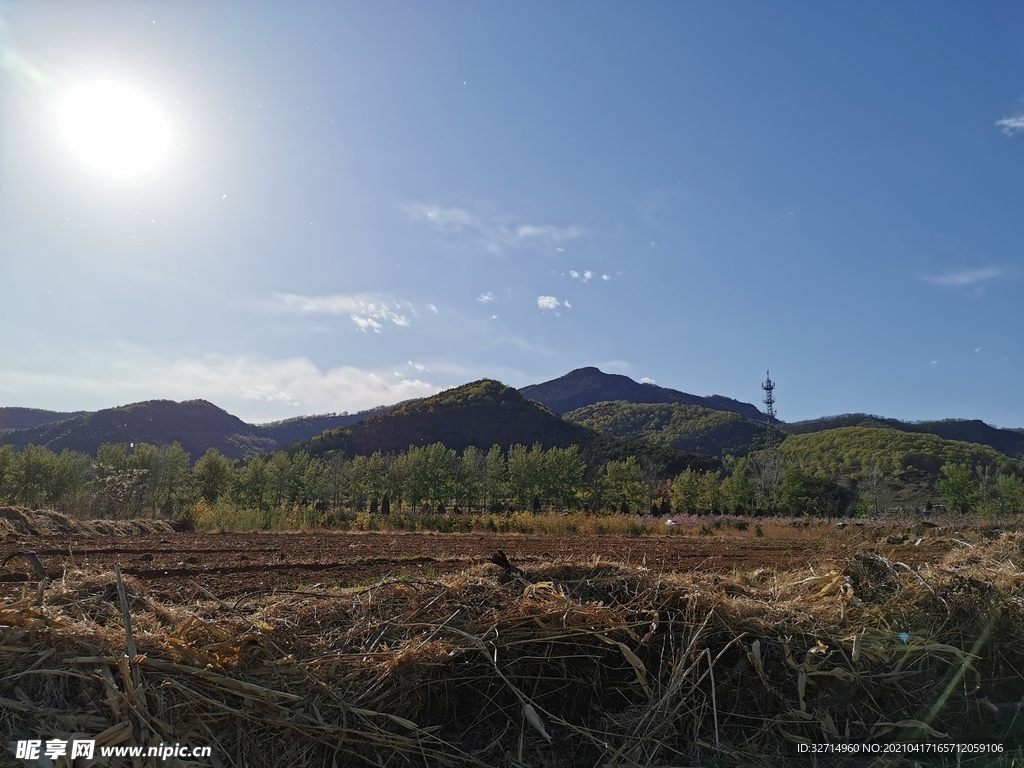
2 441 1022 523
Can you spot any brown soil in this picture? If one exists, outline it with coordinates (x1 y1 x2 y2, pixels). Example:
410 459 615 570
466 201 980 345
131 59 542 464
1 524 957 602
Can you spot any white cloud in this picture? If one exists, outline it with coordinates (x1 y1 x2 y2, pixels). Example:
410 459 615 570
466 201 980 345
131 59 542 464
923 267 1004 288
406 204 478 233
996 115 1024 136
537 296 560 310
0 351 438 422
428 304 438 314
241 383 300 406
569 270 579 279
640 377 656 384
408 361 429 372
570 269 594 282
601 274 610 281
564 300 572 308
166 356 436 415
408 202 582 253
477 291 495 303
276 293 410 332
583 270 594 281
514 224 580 244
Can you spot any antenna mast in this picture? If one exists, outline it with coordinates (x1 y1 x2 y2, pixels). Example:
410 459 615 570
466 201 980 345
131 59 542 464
762 370 776 448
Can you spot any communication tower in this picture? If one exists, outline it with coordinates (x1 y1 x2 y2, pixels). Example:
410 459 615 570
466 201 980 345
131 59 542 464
762 371 776 448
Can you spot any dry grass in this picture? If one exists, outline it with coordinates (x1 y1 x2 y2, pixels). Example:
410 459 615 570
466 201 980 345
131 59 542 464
0 506 178 539
3 521 1024 766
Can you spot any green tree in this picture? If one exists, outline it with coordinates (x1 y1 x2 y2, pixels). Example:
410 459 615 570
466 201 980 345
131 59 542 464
193 448 234 505
238 456 269 511
938 463 975 514
601 457 647 514
721 457 755 513
484 445 507 511
10 445 57 509
49 449 91 515
153 443 192 517
266 452 291 508
424 443 456 511
364 451 389 509
997 473 1024 514
0 445 13 503
507 444 544 510
402 446 430 511
670 468 701 514
321 452 350 510
780 467 852 517
545 446 586 511
455 446 484 512
697 470 724 513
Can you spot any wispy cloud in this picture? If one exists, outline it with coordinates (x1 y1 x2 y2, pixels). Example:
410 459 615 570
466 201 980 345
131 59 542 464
408 203 582 253
476 292 495 303
177 356 436 416
923 267 1004 288
277 293 410 332
537 296 560 310
996 115 1024 136
569 270 595 282
0 350 438 421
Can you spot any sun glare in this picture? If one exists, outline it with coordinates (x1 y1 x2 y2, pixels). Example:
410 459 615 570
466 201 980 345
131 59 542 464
59 82 169 176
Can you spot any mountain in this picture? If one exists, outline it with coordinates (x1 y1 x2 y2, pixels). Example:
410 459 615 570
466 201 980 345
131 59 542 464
784 415 1024 459
520 367 765 422
0 399 404 462
0 407 86 432
296 379 720 478
565 400 765 457
253 406 398 447
780 426 1016 483
0 400 275 460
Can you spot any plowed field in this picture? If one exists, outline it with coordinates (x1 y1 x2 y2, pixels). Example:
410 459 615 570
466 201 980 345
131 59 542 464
1 524 957 601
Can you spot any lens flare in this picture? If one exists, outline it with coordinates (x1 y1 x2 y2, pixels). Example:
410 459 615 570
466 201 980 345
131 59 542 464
59 82 169 175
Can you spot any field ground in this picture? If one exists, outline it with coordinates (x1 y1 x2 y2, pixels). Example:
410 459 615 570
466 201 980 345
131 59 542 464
1 520 967 601
3 509 1023 767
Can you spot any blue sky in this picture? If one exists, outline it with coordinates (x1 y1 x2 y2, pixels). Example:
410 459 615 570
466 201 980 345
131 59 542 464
1 2 1023 426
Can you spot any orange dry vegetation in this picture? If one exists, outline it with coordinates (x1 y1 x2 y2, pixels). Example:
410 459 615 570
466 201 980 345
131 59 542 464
2 510 1023 766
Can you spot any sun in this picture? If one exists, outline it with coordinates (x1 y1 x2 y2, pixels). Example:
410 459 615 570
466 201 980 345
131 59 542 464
59 82 169 176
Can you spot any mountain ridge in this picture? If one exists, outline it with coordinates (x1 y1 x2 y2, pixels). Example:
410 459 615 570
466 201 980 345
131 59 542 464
0 400 390 461
519 367 766 422
296 379 720 478
0 407 87 432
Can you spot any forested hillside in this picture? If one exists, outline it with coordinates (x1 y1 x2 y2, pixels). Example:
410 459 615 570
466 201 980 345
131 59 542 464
520 367 765 421
780 426 1015 481
0 400 390 461
0 407 86 432
785 414 1024 458
298 379 718 478
0 400 277 460
252 406 397 447
565 400 764 457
